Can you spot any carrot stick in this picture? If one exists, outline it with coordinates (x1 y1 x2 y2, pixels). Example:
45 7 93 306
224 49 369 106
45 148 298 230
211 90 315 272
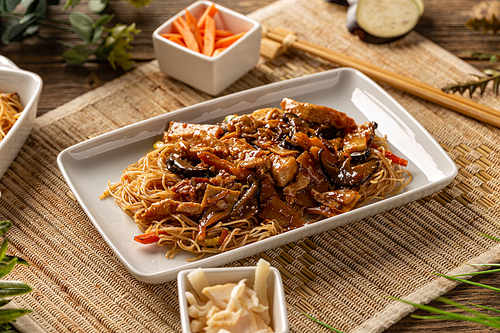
214 32 245 48
215 29 234 37
212 47 226 56
185 9 203 51
173 16 199 52
168 36 186 47
197 4 218 29
201 29 234 37
160 33 182 39
203 15 216 56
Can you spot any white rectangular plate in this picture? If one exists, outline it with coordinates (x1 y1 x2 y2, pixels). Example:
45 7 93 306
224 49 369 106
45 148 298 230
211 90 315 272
57 68 458 283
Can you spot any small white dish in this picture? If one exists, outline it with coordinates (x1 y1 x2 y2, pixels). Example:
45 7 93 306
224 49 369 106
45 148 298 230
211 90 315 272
0 56 43 180
178 266 289 333
57 67 458 283
152 1 261 96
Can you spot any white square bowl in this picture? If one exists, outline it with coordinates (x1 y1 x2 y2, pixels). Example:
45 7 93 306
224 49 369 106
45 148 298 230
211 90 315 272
0 56 43 180
178 266 289 333
152 1 261 96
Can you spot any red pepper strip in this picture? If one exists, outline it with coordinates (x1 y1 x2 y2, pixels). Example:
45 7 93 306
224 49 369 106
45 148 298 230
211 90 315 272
371 144 408 167
134 231 167 244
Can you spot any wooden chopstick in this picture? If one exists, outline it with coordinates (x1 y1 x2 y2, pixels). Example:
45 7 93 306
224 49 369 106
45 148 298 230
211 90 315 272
264 28 500 128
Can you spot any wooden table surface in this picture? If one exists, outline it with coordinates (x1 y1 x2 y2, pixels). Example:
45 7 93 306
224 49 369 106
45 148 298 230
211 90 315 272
3 0 500 332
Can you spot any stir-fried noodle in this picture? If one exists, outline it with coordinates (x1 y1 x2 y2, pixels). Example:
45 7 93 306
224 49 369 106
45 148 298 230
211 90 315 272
0 92 23 142
101 98 412 261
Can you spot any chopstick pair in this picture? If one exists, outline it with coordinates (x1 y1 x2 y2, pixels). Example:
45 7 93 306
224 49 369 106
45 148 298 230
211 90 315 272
262 26 500 128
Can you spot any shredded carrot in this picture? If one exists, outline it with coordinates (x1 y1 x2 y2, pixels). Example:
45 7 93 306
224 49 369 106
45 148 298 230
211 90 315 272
185 9 203 51
197 4 218 29
203 15 216 56
168 36 186 47
214 32 245 48
212 47 227 57
173 16 199 52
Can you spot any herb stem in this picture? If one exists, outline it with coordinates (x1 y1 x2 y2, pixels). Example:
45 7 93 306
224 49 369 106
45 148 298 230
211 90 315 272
0 11 71 26
34 35 75 48
40 23 74 33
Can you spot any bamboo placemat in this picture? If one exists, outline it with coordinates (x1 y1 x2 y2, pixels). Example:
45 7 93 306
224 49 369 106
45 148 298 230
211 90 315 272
3 0 500 332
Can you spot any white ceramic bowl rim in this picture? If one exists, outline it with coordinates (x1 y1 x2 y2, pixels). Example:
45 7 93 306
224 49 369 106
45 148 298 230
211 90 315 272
0 64 43 151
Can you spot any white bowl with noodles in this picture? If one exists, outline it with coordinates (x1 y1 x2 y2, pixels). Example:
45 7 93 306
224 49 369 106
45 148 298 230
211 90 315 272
178 264 289 333
0 56 43 180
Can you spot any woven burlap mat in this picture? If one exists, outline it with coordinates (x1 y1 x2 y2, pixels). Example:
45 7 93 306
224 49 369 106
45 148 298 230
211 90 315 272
3 0 500 332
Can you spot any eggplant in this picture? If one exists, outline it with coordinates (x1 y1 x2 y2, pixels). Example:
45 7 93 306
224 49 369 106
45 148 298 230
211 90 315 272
165 155 215 178
346 0 424 44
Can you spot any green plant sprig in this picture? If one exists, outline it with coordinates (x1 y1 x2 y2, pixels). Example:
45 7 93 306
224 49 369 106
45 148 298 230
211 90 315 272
442 15 500 96
0 220 32 332
300 310 345 333
301 233 500 331
0 0 144 70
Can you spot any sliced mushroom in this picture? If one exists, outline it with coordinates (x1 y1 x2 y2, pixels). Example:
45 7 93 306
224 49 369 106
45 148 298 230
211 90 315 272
227 175 261 221
315 125 342 140
279 137 303 152
165 154 215 178
322 156 381 187
283 112 310 135
198 185 241 240
350 150 371 164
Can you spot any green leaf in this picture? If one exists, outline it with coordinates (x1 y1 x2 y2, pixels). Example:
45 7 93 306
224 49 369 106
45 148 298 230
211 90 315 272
475 232 500 243
94 41 113 60
26 0 46 18
23 24 39 35
2 255 28 266
94 13 113 27
469 303 500 314
466 15 500 35
69 12 93 43
452 268 500 277
63 0 80 9
1 15 38 43
1 0 21 13
0 239 8 262
0 309 32 325
62 46 94 65
390 296 500 329
20 0 34 8
0 281 32 297
300 311 345 332
0 222 11 237
442 70 500 97
433 272 500 292
0 258 16 279
126 0 150 9
0 299 10 307
88 0 107 14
